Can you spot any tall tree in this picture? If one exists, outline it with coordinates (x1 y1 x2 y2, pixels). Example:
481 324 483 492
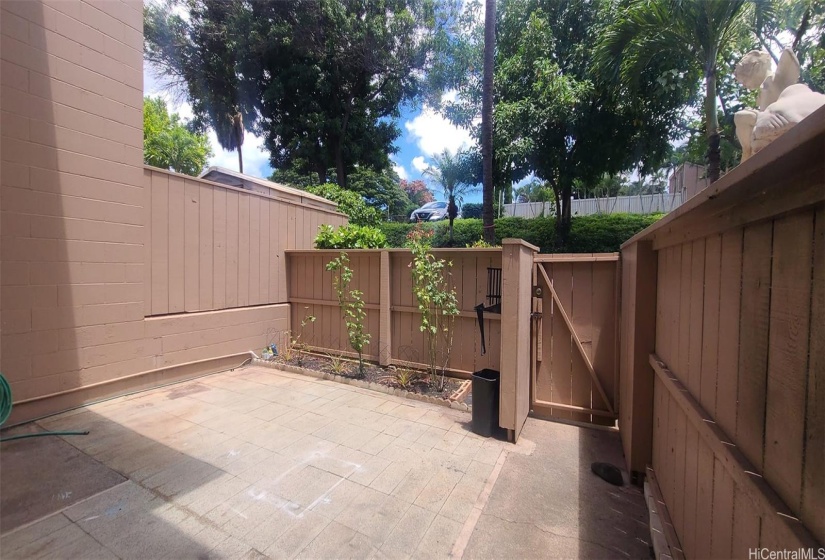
495 0 681 240
145 0 453 185
143 97 212 176
597 0 768 183
423 150 477 244
145 1 253 174
481 0 496 243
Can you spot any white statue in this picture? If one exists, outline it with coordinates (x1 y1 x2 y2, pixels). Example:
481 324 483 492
734 48 825 161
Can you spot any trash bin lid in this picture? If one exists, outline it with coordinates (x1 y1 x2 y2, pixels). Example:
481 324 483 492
472 369 500 382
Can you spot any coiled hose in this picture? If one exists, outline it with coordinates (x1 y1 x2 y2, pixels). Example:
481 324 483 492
0 372 89 442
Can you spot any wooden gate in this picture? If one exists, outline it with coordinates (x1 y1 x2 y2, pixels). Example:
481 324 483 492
531 254 620 427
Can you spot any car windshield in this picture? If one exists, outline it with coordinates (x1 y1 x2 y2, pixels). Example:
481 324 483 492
421 202 447 209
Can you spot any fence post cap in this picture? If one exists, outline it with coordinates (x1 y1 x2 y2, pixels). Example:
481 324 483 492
501 238 539 252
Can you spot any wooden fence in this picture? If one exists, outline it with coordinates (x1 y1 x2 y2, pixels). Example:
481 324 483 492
286 248 502 377
144 168 346 316
619 107 824 556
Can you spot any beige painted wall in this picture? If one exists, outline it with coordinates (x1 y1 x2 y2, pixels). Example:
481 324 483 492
0 0 344 424
144 167 346 316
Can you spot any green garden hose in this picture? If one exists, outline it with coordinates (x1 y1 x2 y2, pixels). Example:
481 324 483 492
0 372 12 427
0 372 89 442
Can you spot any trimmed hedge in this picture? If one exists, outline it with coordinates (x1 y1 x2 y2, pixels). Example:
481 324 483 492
378 213 663 253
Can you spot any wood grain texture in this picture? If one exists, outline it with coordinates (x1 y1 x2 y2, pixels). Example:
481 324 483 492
802 206 824 544
764 212 813 518
736 221 773 472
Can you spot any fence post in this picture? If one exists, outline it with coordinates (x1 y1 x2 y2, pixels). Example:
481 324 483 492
379 250 392 366
499 239 539 442
618 240 658 482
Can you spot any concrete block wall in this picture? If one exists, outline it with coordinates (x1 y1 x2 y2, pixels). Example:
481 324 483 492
0 0 340 424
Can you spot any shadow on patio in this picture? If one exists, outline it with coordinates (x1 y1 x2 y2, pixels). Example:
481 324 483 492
1 365 650 559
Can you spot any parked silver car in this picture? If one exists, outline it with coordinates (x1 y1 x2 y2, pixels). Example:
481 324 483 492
410 201 449 222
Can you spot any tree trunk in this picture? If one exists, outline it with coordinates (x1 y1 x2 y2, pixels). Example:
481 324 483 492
316 161 327 185
448 195 456 244
334 140 346 187
237 147 243 174
481 0 496 244
555 176 572 247
705 65 721 183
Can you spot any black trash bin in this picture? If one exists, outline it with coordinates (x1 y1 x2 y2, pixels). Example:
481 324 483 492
471 369 500 437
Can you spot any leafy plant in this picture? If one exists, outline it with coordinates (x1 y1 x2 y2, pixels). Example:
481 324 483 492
395 368 423 390
460 202 483 219
406 227 459 391
307 183 382 227
326 253 371 377
143 97 212 176
315 224 387 249
326 353 350 375
466 238 497 248
283 311 316 366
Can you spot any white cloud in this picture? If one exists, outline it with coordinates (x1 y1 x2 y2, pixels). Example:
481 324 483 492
412 156 429 173
441 89 458 104
206 129 271 178
405 106 475 157
392 162 408 180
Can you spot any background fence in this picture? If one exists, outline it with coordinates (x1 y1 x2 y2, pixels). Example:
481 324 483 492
286 248 502 377
619 110 824 556
504 193 683 218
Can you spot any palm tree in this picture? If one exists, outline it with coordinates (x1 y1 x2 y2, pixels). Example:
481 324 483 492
221 110 245 174
598 0 767 183
481 0 496 242
424 150 476 245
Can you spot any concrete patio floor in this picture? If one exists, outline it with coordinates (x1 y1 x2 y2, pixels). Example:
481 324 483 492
0 365 650 559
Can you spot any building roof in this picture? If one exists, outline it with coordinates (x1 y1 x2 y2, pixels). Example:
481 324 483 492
199 166 337 210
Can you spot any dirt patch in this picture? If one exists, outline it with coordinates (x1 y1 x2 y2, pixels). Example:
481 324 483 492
274 352 465 400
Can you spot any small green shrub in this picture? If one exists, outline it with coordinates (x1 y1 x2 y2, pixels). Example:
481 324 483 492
407 227 459 391
315 224 387 249
307 183 381 226
377 213 662 253
326 252 370 377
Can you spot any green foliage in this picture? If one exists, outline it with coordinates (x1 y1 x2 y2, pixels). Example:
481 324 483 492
314 224 387 250
461 203 483 219
406 227 459 390
325 253 371 377
143 97 212 176
492 0 681 238
283 311 316 365
379 214 663 252
346 168 413 220
566 214 663 252
306 183 382 227
466 238 498 248
513 180 554 203
423 149 480 243
326 353 350 375
145 0 456 186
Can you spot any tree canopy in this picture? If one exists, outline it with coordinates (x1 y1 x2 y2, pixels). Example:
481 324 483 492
143 96 212 176
145 0 456 187
492 0 684 237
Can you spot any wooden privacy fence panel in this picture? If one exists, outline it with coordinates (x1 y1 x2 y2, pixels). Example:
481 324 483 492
286 249 502 377
144 168 346 316
532 254 619 426
619 108 825 557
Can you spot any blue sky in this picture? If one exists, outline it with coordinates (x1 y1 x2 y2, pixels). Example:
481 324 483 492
144 68 485 205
